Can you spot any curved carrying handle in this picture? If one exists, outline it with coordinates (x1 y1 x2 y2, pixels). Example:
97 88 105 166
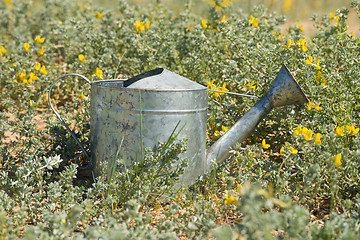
48 73 92 169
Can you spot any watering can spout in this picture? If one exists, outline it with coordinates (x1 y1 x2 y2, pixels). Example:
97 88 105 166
205 64 308 172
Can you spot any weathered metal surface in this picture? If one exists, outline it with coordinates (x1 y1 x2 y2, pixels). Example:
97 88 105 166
90 69 208 186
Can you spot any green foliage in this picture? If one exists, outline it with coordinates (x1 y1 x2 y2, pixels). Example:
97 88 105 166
1 0 360 238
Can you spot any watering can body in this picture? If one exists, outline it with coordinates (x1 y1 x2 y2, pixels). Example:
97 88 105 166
89 69 208 185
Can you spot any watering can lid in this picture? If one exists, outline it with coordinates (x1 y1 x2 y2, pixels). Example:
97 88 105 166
125 68 206 90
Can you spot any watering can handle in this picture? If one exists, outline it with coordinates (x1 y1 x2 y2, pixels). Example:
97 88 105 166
48 73 92 169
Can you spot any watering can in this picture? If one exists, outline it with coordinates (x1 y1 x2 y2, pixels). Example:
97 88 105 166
49 65 308 186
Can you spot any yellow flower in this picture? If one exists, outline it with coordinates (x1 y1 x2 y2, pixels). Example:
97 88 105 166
249 15 254 24
289 146 298 154
346 125 359 135
279 34 283 41
237 184 242 192
220 15 226 22
77 92 85 101
78 54 86 63
0 45 7 54
306 101 313 110
37 46 45 55
334 154 342 167
35 62 41 71
18 71 27 83
301 44 308 52
294 125 302 136
314 133 321 144
333 126 344 137
221 0 231 6
93 67 103 79
284 39 294 49
279 146 284 156
305 56 313 65
96 11 102 19
222 126 229 133
41 65 48 75
314 60 321 70
213 130 221 138
220 83 229 93
273 31 277 36
224 195 238 205
23 42 30 52
29 100 39 108
253 18 259 28
299 25 304 32
262 139 270 149
320 78 326 87
302 128 313 141
314 102 322 111
201 19 208 29
246 80 259 90
28 72 37 83
4 0 11 4
145 21 150 30
282 0 293 13
35 35 45 44
329 12 334 21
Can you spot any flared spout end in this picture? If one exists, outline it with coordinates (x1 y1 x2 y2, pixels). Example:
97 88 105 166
265 64 309 107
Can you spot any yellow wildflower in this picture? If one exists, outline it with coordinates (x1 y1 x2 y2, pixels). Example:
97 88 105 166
282 0 293 13
224 195 238 205
0 45 7 54
35 35 45 44
279 34 283 41
329 12 334 21
307 101 313 110
77 92 85 101
246 80 259 90
299 25 304 32
289 146 298 154
93 67 103 79
201 19 208 29
305 56 313 65
262 139 270 149
220 15 226 22
35 62 41 71
213 130 221 138
314 102 322 111
18 71 27 83
222 126 229 133
41 65 48 75
96 11 102 19
284 39 294 49
333 126 344 137
4 0 11 4
302 128 313 141
301 44 308 52
145 21 150 30
253 18 259 28
37 46 45 55
23 43 30 52
314 60 321 70
273 31 277 36
249 15 255 24
29 100 39 108
237 184 242 192
314 133 321 144
334 154 342 167
220 83 229 94
346 125 359 135
249 16 259 28
279 146 284 156
78 54 86 63
294 125 302 136
28 72 37 83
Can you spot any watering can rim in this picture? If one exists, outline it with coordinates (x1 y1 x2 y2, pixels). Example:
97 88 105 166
91 79 209 92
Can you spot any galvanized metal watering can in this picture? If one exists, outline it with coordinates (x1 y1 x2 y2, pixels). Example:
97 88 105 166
49 65 308 186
